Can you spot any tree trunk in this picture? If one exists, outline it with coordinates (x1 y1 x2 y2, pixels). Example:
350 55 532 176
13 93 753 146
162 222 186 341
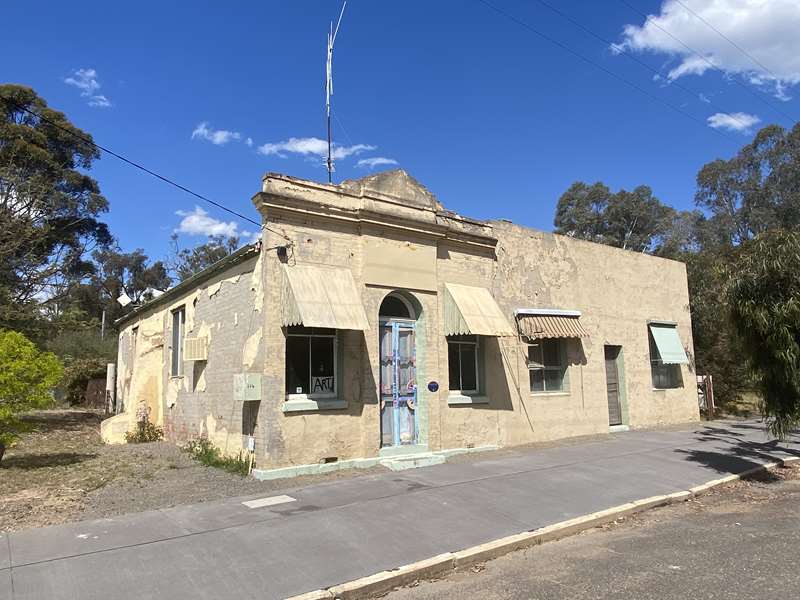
0 441 5 463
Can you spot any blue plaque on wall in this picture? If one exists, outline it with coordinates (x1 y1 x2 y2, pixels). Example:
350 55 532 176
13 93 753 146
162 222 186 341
427 381 439 392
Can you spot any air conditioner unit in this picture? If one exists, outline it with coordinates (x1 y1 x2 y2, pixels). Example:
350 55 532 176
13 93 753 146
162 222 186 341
183 337 208 361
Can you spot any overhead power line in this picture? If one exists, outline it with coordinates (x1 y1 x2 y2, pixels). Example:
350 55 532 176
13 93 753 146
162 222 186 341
474 0 739 143
1 96 293 242
673 0 784 83
618 0 797 126
531 0 755 132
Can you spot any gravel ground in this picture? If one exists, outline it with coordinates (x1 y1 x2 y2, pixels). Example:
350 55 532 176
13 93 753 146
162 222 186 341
384 464 800 600
0 409 385 533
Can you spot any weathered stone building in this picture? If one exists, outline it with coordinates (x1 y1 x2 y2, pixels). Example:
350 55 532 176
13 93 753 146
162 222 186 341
103 170 698 477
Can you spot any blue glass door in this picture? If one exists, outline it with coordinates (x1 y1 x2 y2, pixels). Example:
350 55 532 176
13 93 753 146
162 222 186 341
380 321 418 447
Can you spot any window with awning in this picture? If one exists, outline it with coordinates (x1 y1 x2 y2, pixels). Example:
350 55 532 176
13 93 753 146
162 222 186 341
648 322 687 390
443 283 515 337
515 309 589 340
648 322 688 364
281 264 370 331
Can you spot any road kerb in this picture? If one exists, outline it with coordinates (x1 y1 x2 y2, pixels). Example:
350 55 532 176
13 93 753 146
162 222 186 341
284 459 794 600
326 553 455 600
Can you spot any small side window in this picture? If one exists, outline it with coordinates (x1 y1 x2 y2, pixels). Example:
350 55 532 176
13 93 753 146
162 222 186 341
171 307 185 377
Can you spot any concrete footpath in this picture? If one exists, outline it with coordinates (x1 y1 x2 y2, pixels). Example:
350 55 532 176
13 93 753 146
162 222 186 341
2 420 798 600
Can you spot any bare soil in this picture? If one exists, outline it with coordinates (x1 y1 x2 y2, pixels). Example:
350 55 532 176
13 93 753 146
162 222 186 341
0 409 384 533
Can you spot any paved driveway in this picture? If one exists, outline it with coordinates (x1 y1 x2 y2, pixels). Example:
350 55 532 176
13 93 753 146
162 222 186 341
2 420 798 600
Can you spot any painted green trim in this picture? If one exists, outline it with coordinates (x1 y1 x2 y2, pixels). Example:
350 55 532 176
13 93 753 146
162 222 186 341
252 457 379 481
282 398 347 413
379 444 430 458
250 444 499 481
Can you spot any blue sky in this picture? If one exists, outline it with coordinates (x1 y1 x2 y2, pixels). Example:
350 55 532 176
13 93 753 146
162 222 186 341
4 0 799 261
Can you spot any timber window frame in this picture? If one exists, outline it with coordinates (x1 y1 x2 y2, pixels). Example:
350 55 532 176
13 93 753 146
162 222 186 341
285 326 338 400
648 329 683 390
447 335 480 395
170 307 185 377
528 338 569 394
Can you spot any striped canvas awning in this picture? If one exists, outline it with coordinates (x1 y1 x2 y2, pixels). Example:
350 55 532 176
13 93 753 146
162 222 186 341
516 309 589 340
282 264 370 331
444 283 515 336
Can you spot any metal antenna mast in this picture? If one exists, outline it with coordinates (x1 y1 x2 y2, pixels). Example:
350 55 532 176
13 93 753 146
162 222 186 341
326 1 346 183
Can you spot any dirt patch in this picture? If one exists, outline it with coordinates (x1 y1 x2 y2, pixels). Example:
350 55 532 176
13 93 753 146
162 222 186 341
0 409 385 533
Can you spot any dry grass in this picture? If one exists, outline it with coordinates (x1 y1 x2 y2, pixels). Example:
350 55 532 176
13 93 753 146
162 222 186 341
0 409 384 533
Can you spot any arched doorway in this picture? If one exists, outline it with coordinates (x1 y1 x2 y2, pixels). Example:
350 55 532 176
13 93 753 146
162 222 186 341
379 292 418 447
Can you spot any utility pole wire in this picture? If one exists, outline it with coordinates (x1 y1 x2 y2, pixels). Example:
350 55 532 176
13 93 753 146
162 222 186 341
618 0 797 126
673 0 785 84
1 96 294 243
475 0 739 143
532 0 755 132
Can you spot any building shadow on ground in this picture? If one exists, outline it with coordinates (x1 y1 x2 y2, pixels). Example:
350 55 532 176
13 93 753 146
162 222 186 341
677 423 800 475
0 451 99 470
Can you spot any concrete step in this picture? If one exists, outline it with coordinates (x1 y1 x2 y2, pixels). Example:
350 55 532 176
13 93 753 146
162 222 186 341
379 452 447 472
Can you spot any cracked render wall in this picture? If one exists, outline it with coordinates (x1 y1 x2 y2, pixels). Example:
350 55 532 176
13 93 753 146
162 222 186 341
103 254 265 454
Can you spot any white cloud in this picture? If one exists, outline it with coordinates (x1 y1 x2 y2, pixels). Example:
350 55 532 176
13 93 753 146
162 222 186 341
64 68 112 108
175 206 241 237
356 157 399 169
89 95 111 108
191 122 242 146
257 136 375 161
245 137 253 147
616 0 800 99
707 111 760 132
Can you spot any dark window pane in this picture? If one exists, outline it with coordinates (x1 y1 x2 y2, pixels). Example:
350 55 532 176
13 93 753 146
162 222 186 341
542 339 561 367
310 336 335 394
171 309 184 376
286 336 310 394
460 344 477 391
545 369 564 392
530 369 544 392
528 342 543 366
448 342 461 390
379 295 410 318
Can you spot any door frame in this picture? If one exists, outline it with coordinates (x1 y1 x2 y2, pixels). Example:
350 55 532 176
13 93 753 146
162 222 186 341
379 317 419 448
604 344 629 429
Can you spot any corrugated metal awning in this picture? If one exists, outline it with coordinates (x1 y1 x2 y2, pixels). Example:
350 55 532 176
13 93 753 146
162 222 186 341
444 283 515 336
649 323 688 364
282 264 370 331
516 309 589 340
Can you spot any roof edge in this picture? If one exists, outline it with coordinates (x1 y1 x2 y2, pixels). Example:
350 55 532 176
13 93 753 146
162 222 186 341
116 242 261 327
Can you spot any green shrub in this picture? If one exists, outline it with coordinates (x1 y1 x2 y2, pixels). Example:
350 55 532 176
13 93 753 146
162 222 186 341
62 357 108 405
124 421 164 443
0 329 64 461
184 437 250 476
727 230 800 438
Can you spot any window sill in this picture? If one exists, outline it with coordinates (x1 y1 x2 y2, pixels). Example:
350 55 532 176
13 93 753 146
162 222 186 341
652 387 683 392
530 391 571 397
448 394 489 406
283 398 347 413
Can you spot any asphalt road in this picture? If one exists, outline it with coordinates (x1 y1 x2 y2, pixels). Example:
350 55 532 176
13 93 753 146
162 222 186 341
2 420 798 600
385 465 800 600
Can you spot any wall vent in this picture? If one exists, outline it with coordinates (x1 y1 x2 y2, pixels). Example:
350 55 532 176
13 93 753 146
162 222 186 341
183 337 209 361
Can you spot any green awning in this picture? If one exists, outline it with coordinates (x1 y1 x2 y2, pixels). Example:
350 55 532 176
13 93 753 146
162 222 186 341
649 323 688 365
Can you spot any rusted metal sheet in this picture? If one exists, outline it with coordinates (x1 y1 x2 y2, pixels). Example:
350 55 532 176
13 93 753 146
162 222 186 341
444 283 515 337
282 264 370 330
